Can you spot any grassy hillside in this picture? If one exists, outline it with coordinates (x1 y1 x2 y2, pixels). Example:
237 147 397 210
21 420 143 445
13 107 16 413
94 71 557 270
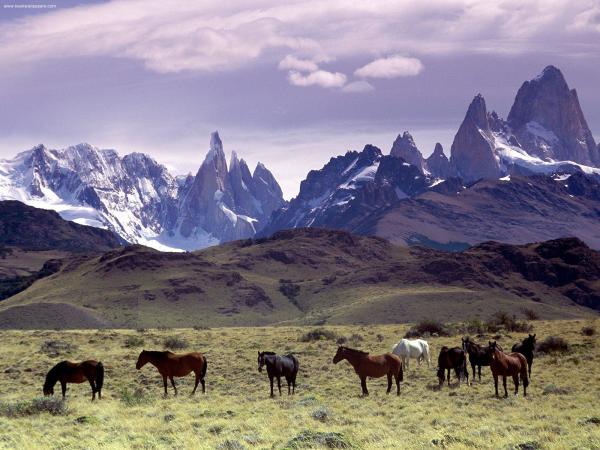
0 320 598 449
0 229 598 328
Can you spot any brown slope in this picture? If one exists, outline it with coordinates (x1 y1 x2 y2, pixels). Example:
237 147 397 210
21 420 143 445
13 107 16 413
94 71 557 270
0 228 597 328
358 174 600 250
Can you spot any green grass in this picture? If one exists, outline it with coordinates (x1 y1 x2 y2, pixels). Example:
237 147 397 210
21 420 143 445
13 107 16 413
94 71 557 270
0 320 599 449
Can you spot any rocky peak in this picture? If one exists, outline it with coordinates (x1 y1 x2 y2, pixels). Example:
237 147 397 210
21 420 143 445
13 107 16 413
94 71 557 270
450 94 500 182
507 66 598 165
426 143 452 179
390 131 425 171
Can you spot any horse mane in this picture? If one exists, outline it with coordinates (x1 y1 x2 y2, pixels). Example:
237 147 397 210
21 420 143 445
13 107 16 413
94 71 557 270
261 351 276 356
341 346 369 356
145 350 173 357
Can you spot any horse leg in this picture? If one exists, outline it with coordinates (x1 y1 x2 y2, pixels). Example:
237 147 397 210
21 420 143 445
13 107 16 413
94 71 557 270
269 376 274 397
447 369 451 387
528 358 532 379
502 376 508 398
292 377 296 395
286 376 291 395
478 365 482 382
162 375 168 396
360 376 369 396
493 374 499 397
169 376 178 396
192 371 200 395
277 377 282 396
87 377 96 401
394 372 401 396
512 374 519 396
471 363 475 382
61 381 67 399
404 356 409 371
386 373 392 394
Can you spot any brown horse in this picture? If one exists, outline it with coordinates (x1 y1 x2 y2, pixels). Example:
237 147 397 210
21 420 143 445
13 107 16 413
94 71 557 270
437 346 469 387
332 346 403 396
43 360 104 401
136 350 207 396
489 341 528 397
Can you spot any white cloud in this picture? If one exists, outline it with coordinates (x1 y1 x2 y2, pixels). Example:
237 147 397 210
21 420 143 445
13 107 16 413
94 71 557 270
0 0 597 74
287 70 347 88
342 80 375 93
355 56 424 78
278 55 319 72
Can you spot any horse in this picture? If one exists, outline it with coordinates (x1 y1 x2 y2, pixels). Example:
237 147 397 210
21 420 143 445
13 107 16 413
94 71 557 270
511 334 536 379
489 341 528 397
462 336 495 382
391 338 431 370
43 360 104 401
257 351 299 397
332 346 403 396
437 346 469 387
136 350 207 396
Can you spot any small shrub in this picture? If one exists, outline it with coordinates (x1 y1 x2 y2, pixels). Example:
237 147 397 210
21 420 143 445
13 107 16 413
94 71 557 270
335 336 347 345
537 336 570 354
521 308 539 321
542 384 571 395
136 328 147 333
311 407 330 422
300 328 337 342
405 320 450 338
515 441 542 450
193 325 210 331
119 388 148 406
216 440 247 450
581 326 596 336
124 336 145 348
1 397 67 417
163 336 188 350
279 281 301 300
376 334 385 342
486 311 532 333
463 318 485 335
40 340 76 357
581 416 600 425
286 430 351 449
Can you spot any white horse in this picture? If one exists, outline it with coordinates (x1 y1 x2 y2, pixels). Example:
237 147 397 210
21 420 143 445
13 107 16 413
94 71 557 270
392 338 431 370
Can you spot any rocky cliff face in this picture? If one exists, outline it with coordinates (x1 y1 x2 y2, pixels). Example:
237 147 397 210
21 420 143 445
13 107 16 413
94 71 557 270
507 65 598 166
390 131 425 172
426 143 452 179
450 94 501 182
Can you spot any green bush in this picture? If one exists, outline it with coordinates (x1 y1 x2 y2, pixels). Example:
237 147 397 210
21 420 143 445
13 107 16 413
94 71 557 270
300 328 337 342
0 397 67 417
581 326 596 336
124 335 145 348
537 336 570 354
405 320 451 338
119 388 148 407
163 336 188 350
286 430 351 449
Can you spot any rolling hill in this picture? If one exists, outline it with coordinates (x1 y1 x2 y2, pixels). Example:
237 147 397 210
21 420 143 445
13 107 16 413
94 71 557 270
0 228 597 329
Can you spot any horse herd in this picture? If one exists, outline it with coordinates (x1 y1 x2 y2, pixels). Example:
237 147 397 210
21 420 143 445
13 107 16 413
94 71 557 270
41 333 537 401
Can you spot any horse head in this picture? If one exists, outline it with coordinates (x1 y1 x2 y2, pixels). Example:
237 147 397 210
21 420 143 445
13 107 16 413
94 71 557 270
526 334 536 348
488 341 499 359
42 381 54 396
437 366 445 386
257 351 265 372
136 350 148 370
332 346 345 364
461 337 470 352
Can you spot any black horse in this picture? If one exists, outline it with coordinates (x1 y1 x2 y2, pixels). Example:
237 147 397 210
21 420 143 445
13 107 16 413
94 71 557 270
512 334 536 378
257 351 299 397
462 336 496 382
437 346 469 387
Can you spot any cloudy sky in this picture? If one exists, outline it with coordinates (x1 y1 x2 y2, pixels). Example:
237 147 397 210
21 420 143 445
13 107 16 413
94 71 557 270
1 0 599 197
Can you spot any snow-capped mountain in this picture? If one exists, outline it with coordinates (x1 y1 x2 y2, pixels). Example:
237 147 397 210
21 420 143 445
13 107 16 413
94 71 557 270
261 144 434 236
0 133 284 251
261 65 600 249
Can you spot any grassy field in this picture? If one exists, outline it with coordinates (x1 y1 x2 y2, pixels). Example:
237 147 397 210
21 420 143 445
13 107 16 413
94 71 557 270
1 319 599 449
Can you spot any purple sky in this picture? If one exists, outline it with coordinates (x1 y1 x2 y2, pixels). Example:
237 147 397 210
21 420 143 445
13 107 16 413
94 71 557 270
1 0 599 198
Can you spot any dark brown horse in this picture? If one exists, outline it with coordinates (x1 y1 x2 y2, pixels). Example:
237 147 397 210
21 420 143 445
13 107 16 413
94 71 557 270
437 346 469 387
136 350 207 396
462 337 499 382
333 346 403 396
512 334 536 379
489 341 528 397
258 351 299 397
43 360 104 401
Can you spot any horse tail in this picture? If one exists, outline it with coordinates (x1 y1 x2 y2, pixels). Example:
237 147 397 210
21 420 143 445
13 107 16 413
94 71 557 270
398 359 404 382
201 355 208 379
520 356 529 388
292 355 300 374
95 362 104 394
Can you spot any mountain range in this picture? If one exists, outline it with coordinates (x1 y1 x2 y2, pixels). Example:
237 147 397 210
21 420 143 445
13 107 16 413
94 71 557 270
0 132 284 251
1 65 599 251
